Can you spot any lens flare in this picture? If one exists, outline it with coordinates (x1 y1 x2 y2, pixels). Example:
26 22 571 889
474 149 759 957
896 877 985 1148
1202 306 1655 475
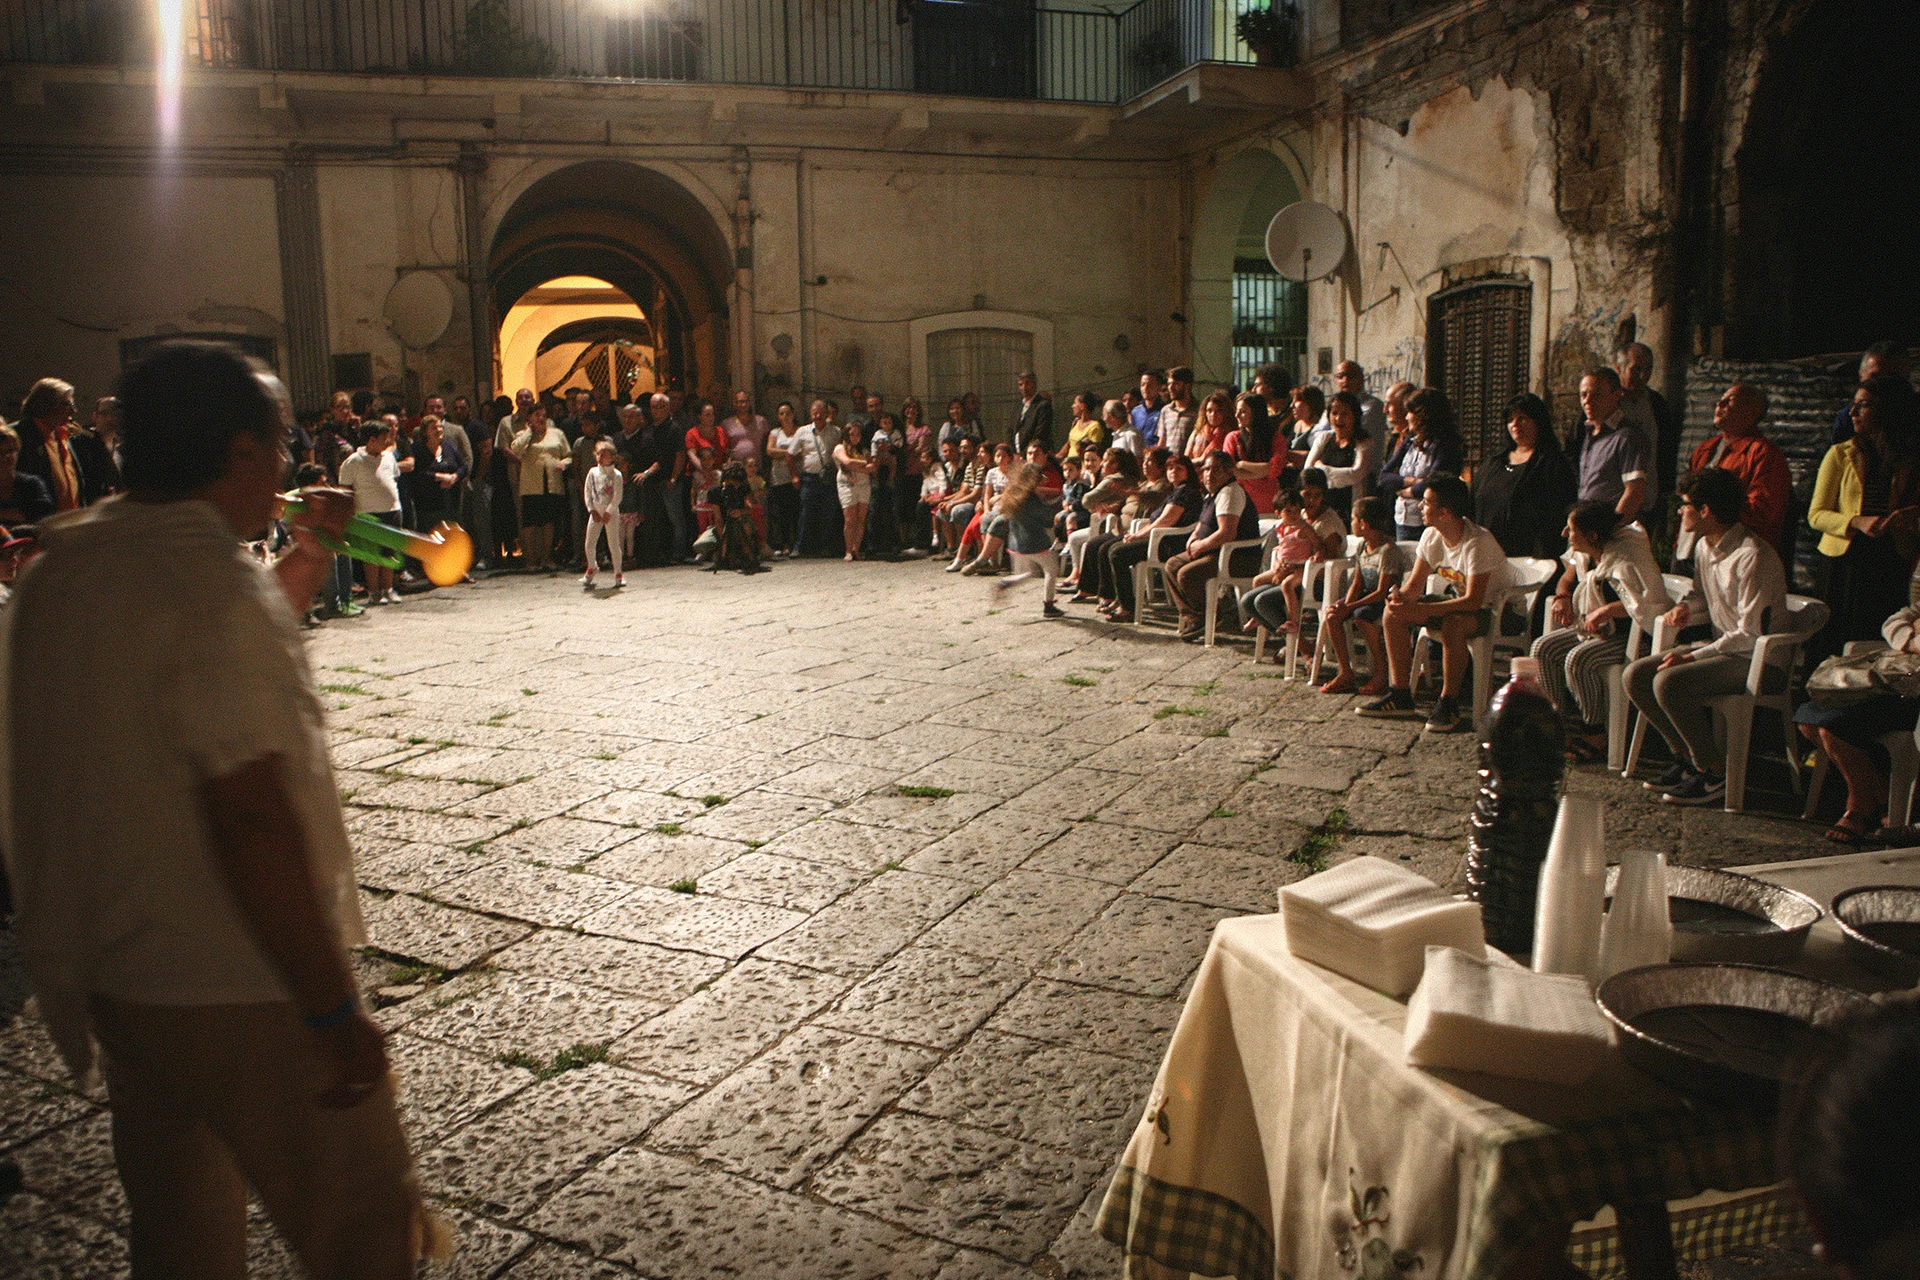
157 0 184 144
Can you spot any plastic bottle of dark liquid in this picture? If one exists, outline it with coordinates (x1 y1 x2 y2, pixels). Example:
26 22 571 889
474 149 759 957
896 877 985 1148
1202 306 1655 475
1466 657 1567 955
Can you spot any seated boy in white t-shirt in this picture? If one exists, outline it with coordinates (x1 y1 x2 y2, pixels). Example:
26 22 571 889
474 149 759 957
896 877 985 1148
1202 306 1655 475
1356 473 1513 735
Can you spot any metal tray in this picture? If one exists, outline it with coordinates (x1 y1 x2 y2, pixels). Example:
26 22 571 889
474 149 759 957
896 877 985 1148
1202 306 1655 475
1602 864 1822 965
1832 885 1920 986
1595 962 1873 1105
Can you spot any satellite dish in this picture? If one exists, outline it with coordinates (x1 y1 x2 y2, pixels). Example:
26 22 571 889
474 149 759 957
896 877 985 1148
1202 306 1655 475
384 272 454 349
1265 201 1349 282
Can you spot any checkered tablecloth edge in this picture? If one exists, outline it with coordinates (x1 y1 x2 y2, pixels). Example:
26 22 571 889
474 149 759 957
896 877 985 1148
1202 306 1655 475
1467 1106 1780 1279
1096 1163 1276 1280
1566 1185 1807 1279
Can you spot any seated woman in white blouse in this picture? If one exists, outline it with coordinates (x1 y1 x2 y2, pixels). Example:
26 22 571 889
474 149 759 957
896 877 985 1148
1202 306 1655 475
1533 500 1672 761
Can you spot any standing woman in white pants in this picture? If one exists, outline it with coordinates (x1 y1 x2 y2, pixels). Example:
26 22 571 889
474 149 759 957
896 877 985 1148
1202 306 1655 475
581 439 625 588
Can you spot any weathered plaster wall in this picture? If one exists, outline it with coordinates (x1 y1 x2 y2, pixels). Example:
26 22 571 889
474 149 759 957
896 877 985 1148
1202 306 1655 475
0 172 283 409
1222 0 1682 437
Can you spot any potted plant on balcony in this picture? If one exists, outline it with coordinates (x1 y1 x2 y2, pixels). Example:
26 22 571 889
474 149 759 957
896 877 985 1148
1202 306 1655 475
1235 2 1300 68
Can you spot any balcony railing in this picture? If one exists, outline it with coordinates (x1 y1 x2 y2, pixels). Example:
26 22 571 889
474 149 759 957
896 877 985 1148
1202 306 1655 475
1 0 1287 105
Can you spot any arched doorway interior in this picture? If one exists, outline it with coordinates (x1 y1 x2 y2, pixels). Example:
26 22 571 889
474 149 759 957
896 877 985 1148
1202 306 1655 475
1192 148 1307 391
490 162 733 401
497 276 658 402
1730 0 1920 358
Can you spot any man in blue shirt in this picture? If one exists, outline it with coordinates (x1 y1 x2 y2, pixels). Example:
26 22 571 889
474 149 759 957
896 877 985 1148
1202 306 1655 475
1133 370 1166 447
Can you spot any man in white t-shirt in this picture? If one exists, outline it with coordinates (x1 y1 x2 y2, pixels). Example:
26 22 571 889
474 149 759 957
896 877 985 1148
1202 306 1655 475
1358 473 1513 734
335 417 408 604
7 341 432 1276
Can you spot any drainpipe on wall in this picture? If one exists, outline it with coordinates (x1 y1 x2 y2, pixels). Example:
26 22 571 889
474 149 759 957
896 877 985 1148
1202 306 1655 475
456 144 492 406
1666 0 1716 468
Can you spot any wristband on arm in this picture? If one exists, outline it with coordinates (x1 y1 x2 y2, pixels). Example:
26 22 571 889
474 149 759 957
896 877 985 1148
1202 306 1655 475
303 997 358 1031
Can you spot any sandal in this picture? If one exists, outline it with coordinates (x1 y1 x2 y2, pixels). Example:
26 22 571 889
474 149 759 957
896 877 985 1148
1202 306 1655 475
1826 807 1885 846
1319 675 1356 695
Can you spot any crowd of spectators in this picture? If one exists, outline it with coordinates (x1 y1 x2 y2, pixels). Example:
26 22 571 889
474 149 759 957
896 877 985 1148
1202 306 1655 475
10 336 1920 833
898 342 1920 831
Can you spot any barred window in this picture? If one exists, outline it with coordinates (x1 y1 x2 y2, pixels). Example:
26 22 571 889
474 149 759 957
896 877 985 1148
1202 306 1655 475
1231 257 1307 392
1427 278 1530 466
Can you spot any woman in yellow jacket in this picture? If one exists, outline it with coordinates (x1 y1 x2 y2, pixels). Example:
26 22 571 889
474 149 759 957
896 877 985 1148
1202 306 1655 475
1807 373 1920 658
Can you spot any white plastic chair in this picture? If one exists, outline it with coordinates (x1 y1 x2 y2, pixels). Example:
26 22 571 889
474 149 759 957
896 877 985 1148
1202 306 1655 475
1800 640 1919 827
1709 594 1828 812
1408 556 1558 728
1622 573 1700 778
1132 524 1195 629
1204 526 1278 647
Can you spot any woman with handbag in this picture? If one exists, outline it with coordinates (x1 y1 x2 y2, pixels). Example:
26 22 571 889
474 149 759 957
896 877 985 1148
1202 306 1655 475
1798 560 1920 844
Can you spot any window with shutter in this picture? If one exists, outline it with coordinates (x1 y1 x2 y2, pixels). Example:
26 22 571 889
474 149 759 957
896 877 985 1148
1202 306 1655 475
1427 279 1531 466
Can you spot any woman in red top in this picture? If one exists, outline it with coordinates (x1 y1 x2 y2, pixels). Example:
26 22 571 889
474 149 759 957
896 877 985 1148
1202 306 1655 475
1225 391 1285 513
684 399 727 466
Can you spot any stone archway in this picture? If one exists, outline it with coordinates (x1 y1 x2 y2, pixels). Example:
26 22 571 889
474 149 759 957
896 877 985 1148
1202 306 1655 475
488 161 734 399
1190 145 1306 391
1728 0 1920 359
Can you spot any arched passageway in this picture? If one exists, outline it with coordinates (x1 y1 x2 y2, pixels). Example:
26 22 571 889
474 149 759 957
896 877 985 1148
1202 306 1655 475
1191 147 1306 391
489 161 733 399
1730 0 1920 358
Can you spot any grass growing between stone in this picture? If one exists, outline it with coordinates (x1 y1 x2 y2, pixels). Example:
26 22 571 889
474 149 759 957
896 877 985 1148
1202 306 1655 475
896 785 955 798
1153 705 1204 720
1289 807 1350 875
668 879 698 893
498 1042 611 1080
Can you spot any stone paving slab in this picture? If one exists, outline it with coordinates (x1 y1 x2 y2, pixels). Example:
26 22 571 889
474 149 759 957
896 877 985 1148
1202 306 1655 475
648 1026 939 1189
528 1146 950 1279
813 946 1030 1051
0 561 1846 1279
417 1064 696 1218
809 1110 1109 1264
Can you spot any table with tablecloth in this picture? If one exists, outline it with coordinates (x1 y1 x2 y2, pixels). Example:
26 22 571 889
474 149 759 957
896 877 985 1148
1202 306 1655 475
1096 847 1920 1280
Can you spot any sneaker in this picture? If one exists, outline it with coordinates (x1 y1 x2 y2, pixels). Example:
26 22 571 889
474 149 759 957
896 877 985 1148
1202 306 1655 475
959 559 983 576
974 563 1002 577
946 559 965 573
1661 771 1727 806
1042 601 1065 619
581 574 596 588
335 601 365 618
1424 696 1465 734
384 589 403 605
1357 689 1421 719
614 574 626 588
1641 762 1693 793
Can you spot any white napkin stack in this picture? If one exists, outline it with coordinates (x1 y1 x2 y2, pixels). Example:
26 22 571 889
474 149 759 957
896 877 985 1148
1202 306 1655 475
1279 856 1486 997
1404 945 1614 1085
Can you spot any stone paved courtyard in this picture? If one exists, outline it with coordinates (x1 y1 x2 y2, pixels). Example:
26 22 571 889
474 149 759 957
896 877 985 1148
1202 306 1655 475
0 559 1844 1278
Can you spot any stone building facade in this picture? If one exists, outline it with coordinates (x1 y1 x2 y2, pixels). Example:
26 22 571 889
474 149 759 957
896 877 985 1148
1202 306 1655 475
0 0 1906 470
